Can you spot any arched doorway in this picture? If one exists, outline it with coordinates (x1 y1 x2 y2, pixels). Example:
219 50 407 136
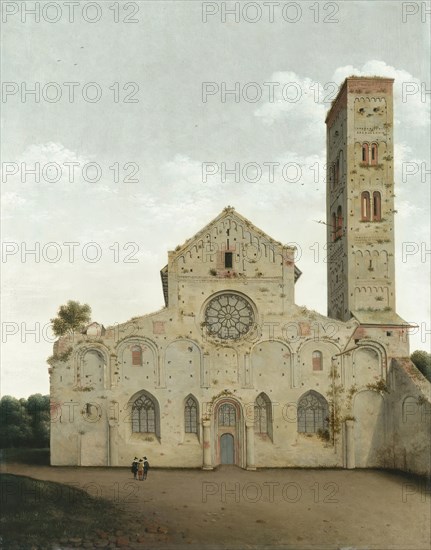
220 433 234 464
214 399 244 467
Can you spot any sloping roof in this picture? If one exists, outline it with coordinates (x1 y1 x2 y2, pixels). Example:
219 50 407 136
351 309 409 326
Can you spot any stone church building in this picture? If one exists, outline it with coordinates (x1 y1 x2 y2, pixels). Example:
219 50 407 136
50 77 430 475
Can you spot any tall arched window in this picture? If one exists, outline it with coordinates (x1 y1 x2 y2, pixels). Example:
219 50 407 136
370 143 378 165
362 143 369 164
184 395 198 434
336 206 343 239
361 191 370 221
297 391 329 434
312 351 323 371
254 393 272 436
131 345 142 366
132 394 157 433
335 157 339 185
373 191 381 221
331 212 337 242
329 163 335 190
338 150 343 183
218 403 236 427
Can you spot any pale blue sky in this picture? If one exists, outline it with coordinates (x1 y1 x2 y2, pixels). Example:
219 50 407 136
1 1 430 397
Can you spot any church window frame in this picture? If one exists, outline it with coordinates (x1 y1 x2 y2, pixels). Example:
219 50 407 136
329 163 335 190
254 393 272 438
204 292 255 341
338 150 343 184
297 391 329 434
184 395 198 434
131 345 143 366
362 143 369 164
336 206 343 240
218 402 236 427
335 157 340 185
373 191 381 221
224 252 233 269
331 212 337 242
131 393 158 435
370 143 378 165
312 350 323 371
361 191 371 221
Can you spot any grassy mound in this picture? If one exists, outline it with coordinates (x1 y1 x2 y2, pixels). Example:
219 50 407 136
0 448 50 465
0 473 124 548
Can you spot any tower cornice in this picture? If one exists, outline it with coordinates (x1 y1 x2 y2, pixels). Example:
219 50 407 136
325 77 394 127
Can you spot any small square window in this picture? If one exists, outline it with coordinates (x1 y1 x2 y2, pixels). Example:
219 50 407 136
225 252 233 268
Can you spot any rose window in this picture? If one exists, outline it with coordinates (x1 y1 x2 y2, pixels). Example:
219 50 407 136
204 293 254 340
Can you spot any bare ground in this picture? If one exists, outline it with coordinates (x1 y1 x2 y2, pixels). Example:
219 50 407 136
1 462 430 550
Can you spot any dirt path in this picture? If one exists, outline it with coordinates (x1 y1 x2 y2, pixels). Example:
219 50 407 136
2 463 430 549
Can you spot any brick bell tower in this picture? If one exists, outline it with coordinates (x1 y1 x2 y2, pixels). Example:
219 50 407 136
325 77 398 322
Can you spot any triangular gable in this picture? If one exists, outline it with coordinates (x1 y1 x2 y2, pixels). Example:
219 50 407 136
171 206 295 256
160 207 302 306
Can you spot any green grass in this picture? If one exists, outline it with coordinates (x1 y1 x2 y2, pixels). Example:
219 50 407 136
0 448 50 465
0 473 125 548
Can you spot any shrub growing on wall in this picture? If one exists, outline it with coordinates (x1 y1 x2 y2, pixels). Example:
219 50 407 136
51 300 91 337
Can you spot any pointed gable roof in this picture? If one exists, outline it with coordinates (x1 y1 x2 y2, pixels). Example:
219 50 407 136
172 206 299 255
160 207 302 306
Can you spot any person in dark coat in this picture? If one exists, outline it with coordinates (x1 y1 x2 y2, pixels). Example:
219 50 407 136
131 457 139 479
143 457 150 480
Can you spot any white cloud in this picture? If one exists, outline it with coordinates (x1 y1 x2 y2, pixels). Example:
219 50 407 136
8 142 120 196
253 71 326 153
20 142 90 178
253 63 429 146
163 154 203 184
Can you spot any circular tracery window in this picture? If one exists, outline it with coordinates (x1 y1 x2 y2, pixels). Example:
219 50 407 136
205 293 254 340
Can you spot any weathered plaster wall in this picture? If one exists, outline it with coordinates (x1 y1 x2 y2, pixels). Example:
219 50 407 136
384 359 431 477
50 292 415 471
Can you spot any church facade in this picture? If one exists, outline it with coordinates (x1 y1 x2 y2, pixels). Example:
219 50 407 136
49 77 430 475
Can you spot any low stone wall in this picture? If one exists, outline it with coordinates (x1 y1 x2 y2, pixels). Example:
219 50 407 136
384 358 431 477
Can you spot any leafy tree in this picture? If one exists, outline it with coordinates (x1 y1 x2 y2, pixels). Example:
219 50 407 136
25 394 50 447
0 394 50 448
410 350 431 382
0 396 32 447
51 300 91 337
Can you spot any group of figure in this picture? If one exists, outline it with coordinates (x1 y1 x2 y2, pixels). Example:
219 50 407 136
132 456 150 480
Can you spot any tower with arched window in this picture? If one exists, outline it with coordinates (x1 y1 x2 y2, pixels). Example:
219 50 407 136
326 77 398 322
49 76 423 477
